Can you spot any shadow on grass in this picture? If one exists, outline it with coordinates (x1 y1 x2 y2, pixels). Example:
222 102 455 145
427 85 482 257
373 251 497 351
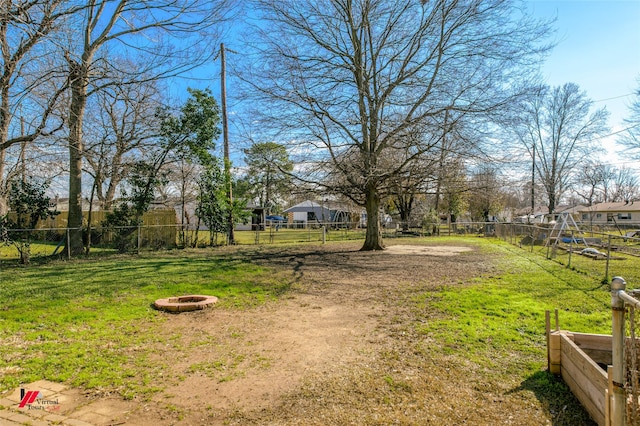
0 253 293 309
511 370 597 426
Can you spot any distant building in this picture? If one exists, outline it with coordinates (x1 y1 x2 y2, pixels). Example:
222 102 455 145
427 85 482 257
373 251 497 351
578 201 640 225
50 196 94 212
283 200 357 227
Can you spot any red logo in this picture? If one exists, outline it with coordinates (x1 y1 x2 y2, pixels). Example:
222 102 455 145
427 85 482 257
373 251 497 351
19 390 41 408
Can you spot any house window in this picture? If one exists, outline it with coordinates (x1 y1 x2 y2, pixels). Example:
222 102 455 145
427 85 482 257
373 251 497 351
307 211 317 221
596 213 602 219
607 214 613 222
618 213 632 220
582 214 588 220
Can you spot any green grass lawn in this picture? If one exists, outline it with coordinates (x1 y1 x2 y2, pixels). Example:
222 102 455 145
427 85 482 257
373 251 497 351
0 237 631 416
0 250 290 398
415 241 613 357
526 242 640 285
0 241 62 260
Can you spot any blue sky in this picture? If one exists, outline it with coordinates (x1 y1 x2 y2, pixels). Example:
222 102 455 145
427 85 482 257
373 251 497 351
186 1 640 167
526 0 640 165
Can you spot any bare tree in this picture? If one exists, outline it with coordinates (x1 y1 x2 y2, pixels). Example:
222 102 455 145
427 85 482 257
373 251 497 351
60 0 231 255
573 161 639 205
574 161 613 206
467 166 504 222
389 156 437 231
0 1 84 214
620 78 640 158
242 0 551 250
511 83 609 214
438 158 468 227
83 69 163 211
610 167 640 202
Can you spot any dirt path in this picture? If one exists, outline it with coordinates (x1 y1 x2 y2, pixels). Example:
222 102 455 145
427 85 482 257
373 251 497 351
21 241 570 425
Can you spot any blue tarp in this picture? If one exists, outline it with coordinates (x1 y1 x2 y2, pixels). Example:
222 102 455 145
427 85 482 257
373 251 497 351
561 237 583 244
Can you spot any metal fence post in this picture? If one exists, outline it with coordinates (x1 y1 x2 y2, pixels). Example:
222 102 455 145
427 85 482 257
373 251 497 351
611 276 627 426
530 226 535 253
546 233 551 259
605 234 612 282
568 231 573 268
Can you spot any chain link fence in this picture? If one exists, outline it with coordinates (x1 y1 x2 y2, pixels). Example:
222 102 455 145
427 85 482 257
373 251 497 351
626 303 640 424
1 220 500 261
6 220 637 280
495 222 640 284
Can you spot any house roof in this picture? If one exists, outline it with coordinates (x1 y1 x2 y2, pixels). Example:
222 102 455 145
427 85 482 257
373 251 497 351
556 205 586 214
514 207 549 216
578 202 640 213
283 200 323 211
283 200 358 213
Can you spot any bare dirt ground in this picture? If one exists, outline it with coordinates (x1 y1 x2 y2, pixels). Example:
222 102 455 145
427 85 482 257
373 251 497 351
59 242 572 425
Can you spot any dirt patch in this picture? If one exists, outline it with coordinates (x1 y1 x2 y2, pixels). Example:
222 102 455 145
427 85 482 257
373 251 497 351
155 295 377 415
385 244 473 256
40 242 579 425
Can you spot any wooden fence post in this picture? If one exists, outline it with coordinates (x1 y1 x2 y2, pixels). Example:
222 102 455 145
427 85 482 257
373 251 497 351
611 276 627 426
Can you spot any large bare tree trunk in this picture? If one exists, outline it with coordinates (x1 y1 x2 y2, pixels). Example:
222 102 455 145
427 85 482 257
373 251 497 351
66 59 88 255
362 183 383 251
58 0 229 257
0 70 9 214
0 134 7 215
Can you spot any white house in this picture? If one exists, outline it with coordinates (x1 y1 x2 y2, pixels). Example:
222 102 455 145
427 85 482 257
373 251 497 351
578 201 640 225
283 200 356 227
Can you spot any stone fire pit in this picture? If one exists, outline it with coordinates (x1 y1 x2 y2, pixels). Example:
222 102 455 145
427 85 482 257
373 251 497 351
154 295 218 313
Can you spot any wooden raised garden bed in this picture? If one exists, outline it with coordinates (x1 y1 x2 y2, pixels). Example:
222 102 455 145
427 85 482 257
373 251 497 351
546 311 612 426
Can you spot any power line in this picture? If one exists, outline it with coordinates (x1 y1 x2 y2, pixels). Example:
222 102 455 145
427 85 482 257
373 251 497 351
585 122 640 143
592 92 636 103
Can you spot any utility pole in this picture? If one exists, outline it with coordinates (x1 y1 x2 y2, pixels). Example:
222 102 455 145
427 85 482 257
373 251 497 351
221 43 235 244
530 143 535 223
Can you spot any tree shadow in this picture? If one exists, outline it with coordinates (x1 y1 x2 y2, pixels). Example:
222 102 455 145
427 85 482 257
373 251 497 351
508 370 597 426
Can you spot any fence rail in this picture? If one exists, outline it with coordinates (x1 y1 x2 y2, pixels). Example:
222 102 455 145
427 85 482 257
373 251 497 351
547 278 640 425
610 277 640 425
1 221 499 261
611 277 640 425
495 222 640 284
3 220 640 270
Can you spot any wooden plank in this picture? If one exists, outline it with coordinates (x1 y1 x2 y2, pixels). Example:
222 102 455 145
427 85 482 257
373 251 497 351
571 333 613 366
571 333 640 366
546 311 551 371
572 333 612 352
562 368 605 426
562 335 608 389
604 388 610 426
561 335 606 425
549 332 561 374
607 366 614 426
582 349 612 366
35 209 177 229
